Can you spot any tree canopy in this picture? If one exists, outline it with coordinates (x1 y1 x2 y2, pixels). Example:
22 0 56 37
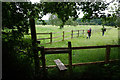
42 2 78 28
2 1 111 29
42 2 109 28
2 2 44 34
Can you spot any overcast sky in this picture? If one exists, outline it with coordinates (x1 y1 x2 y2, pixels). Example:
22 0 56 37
30 0 118 20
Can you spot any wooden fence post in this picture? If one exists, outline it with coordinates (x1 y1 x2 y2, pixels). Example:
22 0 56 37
50 32 52 43
105 45 111 63
68 42 72 73
78 30 79 37
63 31 64 41
118 27 120 61
30 18 39 76
41 46 46 75
71 30 73 38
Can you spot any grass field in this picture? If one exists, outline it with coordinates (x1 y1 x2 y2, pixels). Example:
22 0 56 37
25 25 119 66
24 25 120 80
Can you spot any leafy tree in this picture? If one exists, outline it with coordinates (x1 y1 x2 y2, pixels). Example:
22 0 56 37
2 2 44 80
65 18 78 26
49 14 62 26
99 1 119 27
2 2 43 34
43 2 78 28
78 2 108 21
43 2 109 28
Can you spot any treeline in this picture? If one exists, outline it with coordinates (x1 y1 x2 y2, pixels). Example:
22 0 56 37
36 18 116 26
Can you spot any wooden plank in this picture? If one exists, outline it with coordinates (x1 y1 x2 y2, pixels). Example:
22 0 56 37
28 33 51 35
37 45 120 51
43 59 119 68
45 49 70 54
37 37 50 40
72 46 107 49
36 33 51 34
38 47 68 51
110 45 120 48
54 59 67 71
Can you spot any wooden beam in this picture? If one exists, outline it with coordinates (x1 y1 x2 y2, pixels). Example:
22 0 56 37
41 46 46 74
45 49 70 54
30 18 39 75
105 45 111 63
43 59 119 68
37 45 120 51
68 42 72 72
63 31 64 41
37 37 50 40
50 32 52 43
54 59 67 71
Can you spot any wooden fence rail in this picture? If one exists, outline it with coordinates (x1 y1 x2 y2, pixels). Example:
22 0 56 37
36 30 85 44
39 42 120 74
27 28 112 45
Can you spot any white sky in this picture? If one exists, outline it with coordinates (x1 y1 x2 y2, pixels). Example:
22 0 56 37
30 0 118 20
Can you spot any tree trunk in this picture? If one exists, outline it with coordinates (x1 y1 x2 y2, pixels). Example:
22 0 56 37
60 22 65 29
60 24 64 29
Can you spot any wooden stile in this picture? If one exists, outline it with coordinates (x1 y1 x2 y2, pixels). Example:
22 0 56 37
39 42 120 71
42 59 119 68
54 59 67 71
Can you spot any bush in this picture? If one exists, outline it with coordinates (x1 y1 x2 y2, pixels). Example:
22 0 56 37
2 32 35 80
